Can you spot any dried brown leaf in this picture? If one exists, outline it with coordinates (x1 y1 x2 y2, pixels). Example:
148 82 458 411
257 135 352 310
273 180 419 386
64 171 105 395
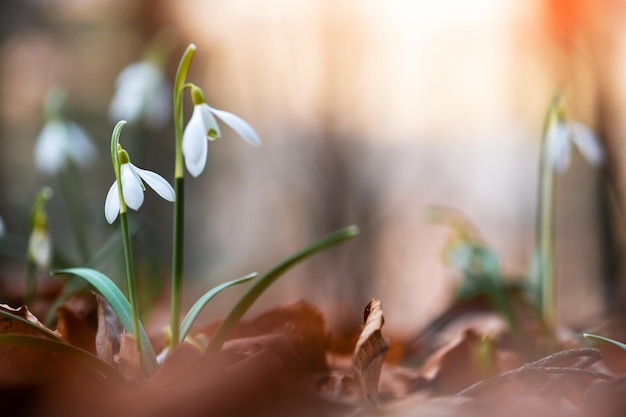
417 329 498 395
96 295 115 365
0 303 59 337
353 298 389 405
117 331 142 380
56 305 96 353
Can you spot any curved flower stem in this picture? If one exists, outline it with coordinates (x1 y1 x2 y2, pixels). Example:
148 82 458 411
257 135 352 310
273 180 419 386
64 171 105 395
110 120 142 355
533 93 560 330
170 43 196 349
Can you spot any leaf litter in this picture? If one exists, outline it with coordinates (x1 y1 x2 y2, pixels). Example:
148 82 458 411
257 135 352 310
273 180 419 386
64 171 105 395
1 293 626 417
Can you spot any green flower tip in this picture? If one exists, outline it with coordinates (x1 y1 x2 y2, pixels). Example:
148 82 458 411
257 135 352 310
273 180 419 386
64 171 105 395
344 224 360 237
118 147 131 165
39 186 54 201
190 85 206 106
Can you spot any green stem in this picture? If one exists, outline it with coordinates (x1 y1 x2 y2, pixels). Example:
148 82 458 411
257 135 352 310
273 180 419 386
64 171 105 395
170 43 196 349
206 225 360 354
120 211 142 354
110 120 142 355
59 160 91 263
25 260 37 307
534 94 560 329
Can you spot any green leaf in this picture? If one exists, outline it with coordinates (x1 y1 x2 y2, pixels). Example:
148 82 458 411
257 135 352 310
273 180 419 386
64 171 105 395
206 225 360 354
0 333 119 379
583 333 626 351
179 272 257 343
53 267 158 376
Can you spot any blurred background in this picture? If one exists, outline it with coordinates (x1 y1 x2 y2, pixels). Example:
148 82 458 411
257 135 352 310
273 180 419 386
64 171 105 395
1 0 625 334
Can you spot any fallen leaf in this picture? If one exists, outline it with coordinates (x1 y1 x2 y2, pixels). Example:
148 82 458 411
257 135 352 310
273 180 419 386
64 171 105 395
353 298 389 405
56 305 96 354
96 295 116 365
0 303 59 338
198 301 328 374
117 331 142 380
417 328 498 395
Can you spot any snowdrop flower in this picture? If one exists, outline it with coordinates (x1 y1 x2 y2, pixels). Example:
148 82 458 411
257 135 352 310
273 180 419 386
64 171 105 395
34 119 97 174
182 86 260 177
27 187 53 269
104 146 175 224
109 61 170 129
545 97 604 173
34 88 96 174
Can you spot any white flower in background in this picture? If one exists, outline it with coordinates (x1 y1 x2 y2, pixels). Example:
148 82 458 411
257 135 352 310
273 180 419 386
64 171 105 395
27 187 53 269
109 61 170 129
545 96 604 173
104 149 175 224
28 228 51 270
182 86 260 177
34 119 97 174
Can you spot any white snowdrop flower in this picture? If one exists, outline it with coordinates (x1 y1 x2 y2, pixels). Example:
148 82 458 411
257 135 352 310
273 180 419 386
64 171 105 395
545 98 604 173
104 149 175 224
109 61 170 129
34 119 97 174
182 86 260 177
27 187 53 269
28 228 51 270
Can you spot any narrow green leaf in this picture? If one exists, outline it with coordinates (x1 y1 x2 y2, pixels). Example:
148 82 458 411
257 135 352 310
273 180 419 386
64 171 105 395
53 267 158 376
206 225 360 354
583 333 626 351
46 220 137 326
0 333 119 379
180 272 257 343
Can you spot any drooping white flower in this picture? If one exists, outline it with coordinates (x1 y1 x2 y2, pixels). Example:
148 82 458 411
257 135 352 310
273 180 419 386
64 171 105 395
27 187 53 269
544 98 604 172
28 228 51 270
182 87 260 177
34 119 97 174
109 61 170 129
104 159 175 224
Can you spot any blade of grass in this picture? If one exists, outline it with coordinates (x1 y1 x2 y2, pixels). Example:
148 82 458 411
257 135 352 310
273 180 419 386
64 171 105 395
179 272 257 343
53 267 158 376
206 225 360 354
583 333 626 351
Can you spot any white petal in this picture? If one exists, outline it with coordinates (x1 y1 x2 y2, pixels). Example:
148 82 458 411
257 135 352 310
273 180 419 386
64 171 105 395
34 121 67 174
570 122 604 167
121 164 144 210
546 120 572 172
67 122 97 167
28 229 51 269
105 181 120 224
131 164 175 202
109 62 164 125
182 106 209 177
207 105 261 146
198 103 221 140
145 80 171 129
